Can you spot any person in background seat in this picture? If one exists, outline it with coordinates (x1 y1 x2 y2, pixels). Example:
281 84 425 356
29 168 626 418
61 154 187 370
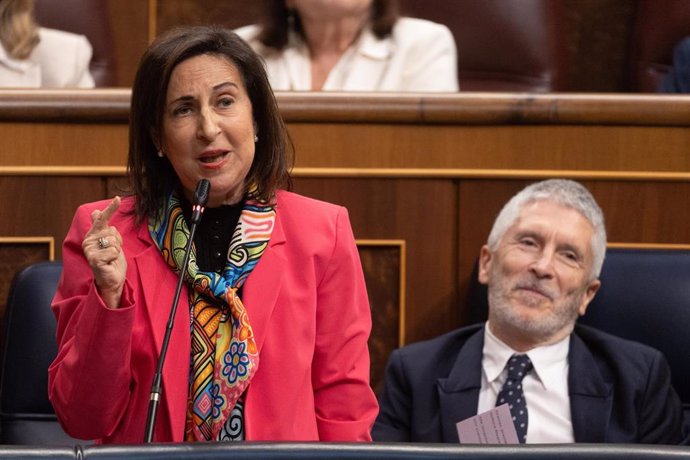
235 0 458 92
0 0 94 87
660 36 690 93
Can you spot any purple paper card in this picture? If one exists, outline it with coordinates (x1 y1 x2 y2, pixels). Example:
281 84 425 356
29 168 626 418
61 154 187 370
456 403 520 444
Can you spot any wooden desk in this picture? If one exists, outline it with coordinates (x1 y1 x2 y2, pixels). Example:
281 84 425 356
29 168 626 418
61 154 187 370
1 91 689 386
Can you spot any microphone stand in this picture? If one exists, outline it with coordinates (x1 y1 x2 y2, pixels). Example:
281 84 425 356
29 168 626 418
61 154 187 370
144 180 209 443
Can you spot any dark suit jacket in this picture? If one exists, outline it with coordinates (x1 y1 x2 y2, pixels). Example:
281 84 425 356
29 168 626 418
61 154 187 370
373 323 685 444
661 36 690 93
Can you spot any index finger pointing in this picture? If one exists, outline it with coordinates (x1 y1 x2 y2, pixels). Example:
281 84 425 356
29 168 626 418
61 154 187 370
92 196 121 229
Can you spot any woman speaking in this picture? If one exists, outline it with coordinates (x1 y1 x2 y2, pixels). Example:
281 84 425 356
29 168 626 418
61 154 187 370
48 25 377 443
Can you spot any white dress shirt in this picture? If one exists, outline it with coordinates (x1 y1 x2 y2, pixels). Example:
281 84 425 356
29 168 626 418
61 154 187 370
0 27 94 88
477 322 575 443
235 17 458 92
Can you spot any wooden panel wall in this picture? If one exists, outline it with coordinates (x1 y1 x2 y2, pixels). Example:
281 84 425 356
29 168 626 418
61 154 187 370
105 0 150 88
1 92 689 380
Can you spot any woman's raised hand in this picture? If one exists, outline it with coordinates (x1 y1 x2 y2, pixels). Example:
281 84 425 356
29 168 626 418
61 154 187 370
82 196 127 309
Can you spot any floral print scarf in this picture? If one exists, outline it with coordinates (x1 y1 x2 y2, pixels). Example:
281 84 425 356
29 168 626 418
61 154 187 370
148 189 275 441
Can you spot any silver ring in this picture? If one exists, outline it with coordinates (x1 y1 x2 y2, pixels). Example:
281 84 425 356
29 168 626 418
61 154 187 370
97 237 110 249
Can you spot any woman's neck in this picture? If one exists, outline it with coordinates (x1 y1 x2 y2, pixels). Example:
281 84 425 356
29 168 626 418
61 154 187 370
299 12 369 90
302 14 367 55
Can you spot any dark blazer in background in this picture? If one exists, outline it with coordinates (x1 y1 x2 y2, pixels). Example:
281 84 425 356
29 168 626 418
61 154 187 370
660 36 690 93
372 323 686 444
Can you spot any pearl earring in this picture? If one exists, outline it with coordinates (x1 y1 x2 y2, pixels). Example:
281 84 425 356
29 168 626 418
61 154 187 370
254 135 259 143
157 150 164 158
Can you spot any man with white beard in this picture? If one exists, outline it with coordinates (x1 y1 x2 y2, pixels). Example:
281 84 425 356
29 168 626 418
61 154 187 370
373 179 686 445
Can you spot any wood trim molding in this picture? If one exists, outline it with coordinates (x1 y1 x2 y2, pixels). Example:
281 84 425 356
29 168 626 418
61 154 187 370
607 242 690 250
0 89 130 122
277 92 690 126
3 166 690 183
357 239 406 346
0 236 55 260
0 91 690 125
292 168 690 182
0 166 128 176
148 0 158 43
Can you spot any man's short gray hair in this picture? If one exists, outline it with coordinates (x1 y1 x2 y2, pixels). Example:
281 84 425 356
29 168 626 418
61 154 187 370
486 179 607 279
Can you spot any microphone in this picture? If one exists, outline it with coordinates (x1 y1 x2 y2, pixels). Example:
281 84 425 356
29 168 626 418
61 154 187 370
144 179 210 443
191 179 210 224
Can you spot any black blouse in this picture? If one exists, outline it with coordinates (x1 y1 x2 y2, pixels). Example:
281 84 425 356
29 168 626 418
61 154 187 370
181 197 243 273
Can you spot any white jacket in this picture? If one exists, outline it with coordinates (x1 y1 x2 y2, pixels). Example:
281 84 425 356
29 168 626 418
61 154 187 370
0 27 95 88
235 17 458 92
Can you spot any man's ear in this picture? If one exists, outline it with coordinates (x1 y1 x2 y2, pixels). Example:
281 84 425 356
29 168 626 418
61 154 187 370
577 278 601 317
478 245 493 286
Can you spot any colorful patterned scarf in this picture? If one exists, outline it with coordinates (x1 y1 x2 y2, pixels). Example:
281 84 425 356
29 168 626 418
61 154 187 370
148 189 275 441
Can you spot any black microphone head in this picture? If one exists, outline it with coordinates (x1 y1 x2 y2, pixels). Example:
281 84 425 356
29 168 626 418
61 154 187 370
193 179 210 207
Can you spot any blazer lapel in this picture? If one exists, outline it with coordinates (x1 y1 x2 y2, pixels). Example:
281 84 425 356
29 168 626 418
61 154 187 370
131 203 287 438
241 210 286 353
331 27 393 91
134 222 191 439
568 332 613 442
437 329 484 442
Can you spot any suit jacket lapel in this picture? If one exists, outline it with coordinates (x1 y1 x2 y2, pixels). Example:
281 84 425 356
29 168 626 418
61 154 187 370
241 208 286 353
134 221 191 439
437 328 484 442
568 332 613 442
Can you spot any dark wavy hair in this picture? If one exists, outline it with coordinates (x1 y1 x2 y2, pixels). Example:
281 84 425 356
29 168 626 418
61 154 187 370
127 25 293 222
256 0 399 50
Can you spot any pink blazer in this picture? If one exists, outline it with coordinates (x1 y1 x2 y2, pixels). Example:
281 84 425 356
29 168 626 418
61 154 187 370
48 190 378 443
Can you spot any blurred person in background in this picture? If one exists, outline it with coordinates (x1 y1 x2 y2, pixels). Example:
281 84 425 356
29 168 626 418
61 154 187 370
235 0 458 92
660 36 690 93
0 0 94 87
